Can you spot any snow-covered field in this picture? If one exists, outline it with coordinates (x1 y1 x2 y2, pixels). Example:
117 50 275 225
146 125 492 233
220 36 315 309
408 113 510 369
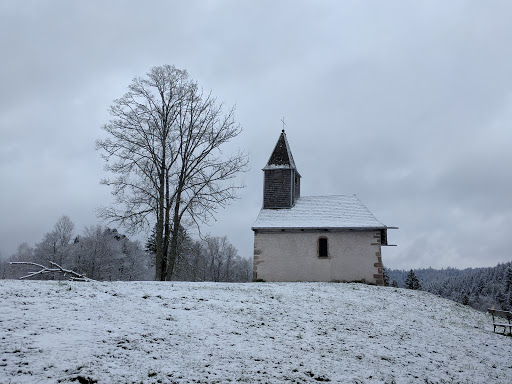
1 280 511 383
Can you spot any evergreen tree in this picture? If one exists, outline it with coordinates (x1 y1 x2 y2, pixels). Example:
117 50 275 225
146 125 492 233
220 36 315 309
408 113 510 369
405 269 421 290
145 224 191 267
384 264 512 312
495 289 507 309
507 291 512 310
505 266 512 292
382 266 390 286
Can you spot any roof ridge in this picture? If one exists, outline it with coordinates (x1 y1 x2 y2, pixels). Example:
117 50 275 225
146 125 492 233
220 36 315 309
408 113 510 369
298 194 356 198
253 194 386 229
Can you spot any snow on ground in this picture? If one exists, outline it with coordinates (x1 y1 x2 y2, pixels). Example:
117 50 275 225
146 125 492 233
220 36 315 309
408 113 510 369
1 280 511 384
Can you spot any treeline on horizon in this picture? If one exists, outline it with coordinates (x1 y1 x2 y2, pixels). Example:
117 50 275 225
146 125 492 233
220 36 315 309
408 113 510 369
0 216 251 283
386 263 512 312
2 215 510 314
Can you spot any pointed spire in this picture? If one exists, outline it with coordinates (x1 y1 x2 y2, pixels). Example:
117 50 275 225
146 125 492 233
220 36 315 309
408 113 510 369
262 130 301 208
264 130 297 170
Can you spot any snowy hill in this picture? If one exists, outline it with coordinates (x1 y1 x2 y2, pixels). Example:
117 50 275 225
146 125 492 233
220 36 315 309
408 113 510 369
1 281 511 383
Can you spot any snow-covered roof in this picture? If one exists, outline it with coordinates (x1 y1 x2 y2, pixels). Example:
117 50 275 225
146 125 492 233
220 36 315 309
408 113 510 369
252 195 386 230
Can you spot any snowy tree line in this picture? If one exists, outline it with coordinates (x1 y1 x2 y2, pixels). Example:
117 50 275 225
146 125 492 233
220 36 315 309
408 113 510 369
0 216 153 281
144 224 251 282
162 232 252 282
0 216 251 282
385 263 512 312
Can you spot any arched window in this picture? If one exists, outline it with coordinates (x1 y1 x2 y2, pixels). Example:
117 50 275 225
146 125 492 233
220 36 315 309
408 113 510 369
318 237 328 258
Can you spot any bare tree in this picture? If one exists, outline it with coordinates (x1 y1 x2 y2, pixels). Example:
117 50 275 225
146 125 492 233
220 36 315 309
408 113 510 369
31 216 75 274
54 216 75 248
165 234 250 282
96 65 248 281
0 243 34 279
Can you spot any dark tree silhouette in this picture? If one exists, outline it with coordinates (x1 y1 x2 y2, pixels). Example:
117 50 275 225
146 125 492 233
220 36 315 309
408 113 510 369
405 269 421 290
96 65 248 281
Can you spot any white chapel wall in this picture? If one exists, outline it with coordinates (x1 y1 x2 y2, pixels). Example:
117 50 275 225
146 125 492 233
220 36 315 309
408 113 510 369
253 230 381 283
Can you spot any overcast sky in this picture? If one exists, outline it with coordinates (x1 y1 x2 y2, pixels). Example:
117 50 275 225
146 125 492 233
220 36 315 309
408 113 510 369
1 0 511 270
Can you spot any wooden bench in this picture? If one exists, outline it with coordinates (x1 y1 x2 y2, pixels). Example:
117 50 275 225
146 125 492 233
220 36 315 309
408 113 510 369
488 308 512 335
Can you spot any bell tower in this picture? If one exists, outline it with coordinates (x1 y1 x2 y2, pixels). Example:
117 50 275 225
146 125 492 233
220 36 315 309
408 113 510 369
263 130 301 209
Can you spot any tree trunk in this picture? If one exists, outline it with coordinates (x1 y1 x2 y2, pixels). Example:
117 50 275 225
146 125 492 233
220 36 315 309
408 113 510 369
162 169 172 280
166 189 182 281
155 158 167 281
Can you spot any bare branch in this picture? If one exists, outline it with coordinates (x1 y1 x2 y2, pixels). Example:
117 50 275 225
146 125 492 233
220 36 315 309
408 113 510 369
96 65 248 281
10 261 95 282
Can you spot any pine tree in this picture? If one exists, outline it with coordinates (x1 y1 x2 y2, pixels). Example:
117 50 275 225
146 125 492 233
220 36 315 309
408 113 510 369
495 289 507 309
382 267 390 286
145 224 190 261
505 266 512 292
507 291 512 310
414 274 422 290
405 269 421 290
405 270 414 289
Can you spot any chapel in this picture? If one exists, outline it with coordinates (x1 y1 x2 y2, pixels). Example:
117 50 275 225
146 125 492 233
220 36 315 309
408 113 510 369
251 130 394 284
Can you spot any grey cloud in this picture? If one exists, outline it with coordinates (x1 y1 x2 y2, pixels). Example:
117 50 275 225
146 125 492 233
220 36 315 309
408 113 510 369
1 1 512 270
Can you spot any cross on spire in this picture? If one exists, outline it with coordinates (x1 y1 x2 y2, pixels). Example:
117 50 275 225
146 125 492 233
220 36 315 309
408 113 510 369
281 116 286 132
